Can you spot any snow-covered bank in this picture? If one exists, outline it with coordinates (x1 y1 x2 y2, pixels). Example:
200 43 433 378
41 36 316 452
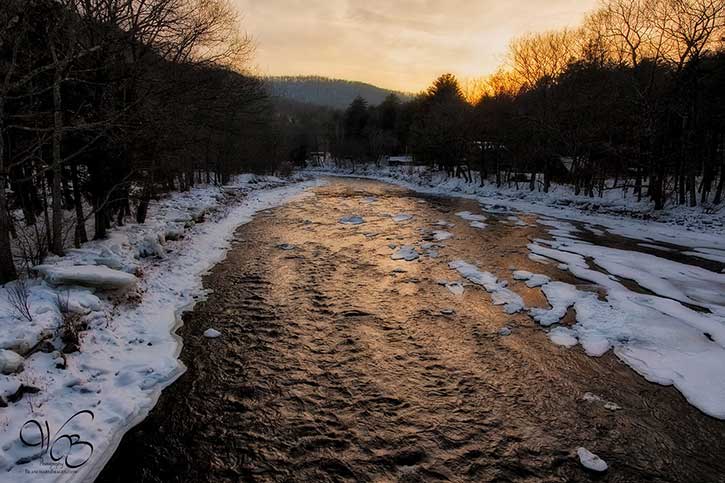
0 174 322 481
308 165 725 247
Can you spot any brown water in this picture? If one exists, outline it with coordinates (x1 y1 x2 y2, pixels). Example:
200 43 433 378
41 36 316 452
97 178 725 483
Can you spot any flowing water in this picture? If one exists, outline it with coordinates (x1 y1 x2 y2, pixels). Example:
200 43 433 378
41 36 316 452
97 178 725 483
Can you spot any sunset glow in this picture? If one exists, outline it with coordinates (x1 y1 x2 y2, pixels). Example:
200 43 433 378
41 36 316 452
236 0 599 91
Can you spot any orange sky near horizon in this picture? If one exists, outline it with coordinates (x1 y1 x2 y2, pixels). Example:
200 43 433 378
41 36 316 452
234 0 599 92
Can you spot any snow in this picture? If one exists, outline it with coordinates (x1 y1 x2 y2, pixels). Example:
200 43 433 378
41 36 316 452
529 282 580 326
577 447 608 472
391 246 419 261
549 327 578 348
34 265 138 290
203 329 222 339
469 221 488 229
0 350 24 375
512 270 550 288
449 260 524 314
0 174 320 481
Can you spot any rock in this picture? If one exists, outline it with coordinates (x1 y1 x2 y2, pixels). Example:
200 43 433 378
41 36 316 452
7 384 40 403
276 243 296 251
34 265 138 290
499 326 512 336
204 328 222 338
0 350 24 375
440 308 455 315
576 447 608 472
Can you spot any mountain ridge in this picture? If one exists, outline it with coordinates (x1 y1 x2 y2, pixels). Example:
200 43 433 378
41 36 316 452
265 75 414 109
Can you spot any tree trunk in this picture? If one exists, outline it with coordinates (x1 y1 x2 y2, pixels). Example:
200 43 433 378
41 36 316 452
50 61 64 256
70 161 87 247
0 97 17 283
713 158 724 205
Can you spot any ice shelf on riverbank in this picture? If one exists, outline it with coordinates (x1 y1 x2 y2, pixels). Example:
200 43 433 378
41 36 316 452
0 174 321 482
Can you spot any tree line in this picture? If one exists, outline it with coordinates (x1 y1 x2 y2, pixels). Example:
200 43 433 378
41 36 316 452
0 0 289 283
313 0 724 212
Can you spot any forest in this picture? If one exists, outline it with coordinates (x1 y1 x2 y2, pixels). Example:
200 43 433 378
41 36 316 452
0 0 723 285
0 0 297 284
306 0 725 212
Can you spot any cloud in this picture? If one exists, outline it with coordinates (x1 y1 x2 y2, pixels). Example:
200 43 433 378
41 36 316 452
235 0 598 92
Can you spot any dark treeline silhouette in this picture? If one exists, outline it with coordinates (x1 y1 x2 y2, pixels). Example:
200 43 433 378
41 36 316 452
0 0 289 283
307 0 724 213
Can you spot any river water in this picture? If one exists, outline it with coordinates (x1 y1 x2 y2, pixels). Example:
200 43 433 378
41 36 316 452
97 178 725 483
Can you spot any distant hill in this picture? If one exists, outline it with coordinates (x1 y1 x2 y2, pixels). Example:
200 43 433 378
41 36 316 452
266 76 413 110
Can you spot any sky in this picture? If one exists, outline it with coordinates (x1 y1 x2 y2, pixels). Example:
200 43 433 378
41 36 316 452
234 0 599 93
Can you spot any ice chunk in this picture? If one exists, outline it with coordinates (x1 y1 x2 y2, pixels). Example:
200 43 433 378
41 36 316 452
449 260 524 313
432 231 453 241
445 282 464 295
34 265 138 290
529 282 579 326
339 215 364 225
391 246 419 261
392 214 413 222
204 328 222 338
549 327 578 347
456 211 486 222
576 447 608 472
470 221 488 229
499 326 512 336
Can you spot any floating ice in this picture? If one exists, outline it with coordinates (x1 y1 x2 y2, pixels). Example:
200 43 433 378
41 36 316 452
392 213 413 222
391 246 419 261
499 326 512 336
449 260 524 314
577 447 608 472
549 327 578 347
204 328 222 338
445 282 465 295
339 215 365 225
456 211 486 222
432 230 453 241
512 270 550 288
